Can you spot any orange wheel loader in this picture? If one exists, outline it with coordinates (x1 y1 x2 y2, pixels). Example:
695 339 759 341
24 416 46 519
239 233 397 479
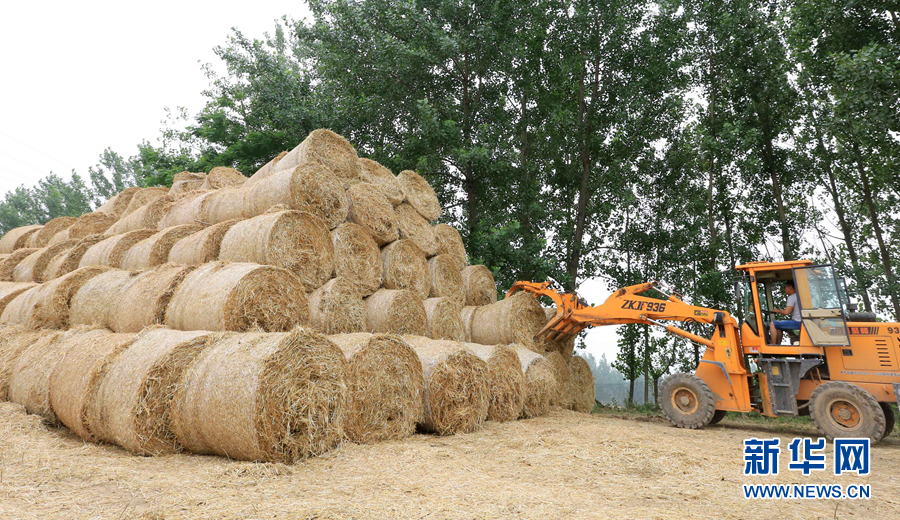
509 260 900 442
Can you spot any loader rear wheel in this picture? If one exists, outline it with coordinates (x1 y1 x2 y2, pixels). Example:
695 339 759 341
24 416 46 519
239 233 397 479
880 403 895 438
809 382 885 441
660 373 716 429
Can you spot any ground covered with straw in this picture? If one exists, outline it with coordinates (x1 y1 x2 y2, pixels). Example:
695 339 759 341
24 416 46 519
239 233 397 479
0 405 896 519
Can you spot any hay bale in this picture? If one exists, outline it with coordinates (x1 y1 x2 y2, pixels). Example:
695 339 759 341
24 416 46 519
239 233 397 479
49 330 136 440
434 224 466 267
396 203 439 256
0 225 42 254
168 219 240 265
0 248 38 281
308 277 365 335
110 264 195 333
0 326 33 400
169 171 206 196
363 289 427 335
544 307 576 357
158 192 207 228
106 195 177 236
98 186 142 217
88 329 216 455
397 170 441 221
219 210 334 290
119 224 205 271
358 158 403 206
327 333 425 443
403 336 490 435
199 187 247 223
515 347 555 418
43 234 106 280
331 223 382 296
546 351 574 409
171 329 348 462
460 305 477 342
12 240 78 283
244 164 349 229
464 342 525 422
29 217 78 248
79 229 157 269
278 129 360 182
381 239 429 299
1 266 111 329
428 254 465 303
165 262 308 332
346 183 399 246
58 212 117 242
0 283 37 318
121 187 169 217
461 265 497 306
7 329 68 422
245 151 288 189
423 297 464 341
569 355 595 413
69 270 139 329
470 292 546 352
200 166 247 190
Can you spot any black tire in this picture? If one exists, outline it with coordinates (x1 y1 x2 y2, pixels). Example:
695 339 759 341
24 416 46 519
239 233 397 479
660 373 716 429
880 403 895 438
809 382 886 441
709 409 727 425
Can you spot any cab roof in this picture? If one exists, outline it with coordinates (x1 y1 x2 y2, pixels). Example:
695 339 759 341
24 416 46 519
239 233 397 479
735 260 813 272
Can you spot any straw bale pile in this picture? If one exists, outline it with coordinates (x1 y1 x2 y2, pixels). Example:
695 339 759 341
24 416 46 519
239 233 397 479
6 329 67 422
331 223 382 296
403 336 489 435
168 219 239 265
464 342 525 422
347 183 399 246
308 277 365 334
381 239 429 298
434 224 466 267
165 262 308 332
169 172 206 196
364 289 426 335
1 266 110 329
569 355 595 413
546 351 574 409
397 170 441 221
423 297 464 341
89 329 216 455
0 225 42 254
469 292 546 349
461 265 497 306
28 217 77 248
171 329 348 462
219 210 333 290
0 248 38 281
44 234 106 280
80 229 156 269
120 224 205 270
200 167 247 190
328 333 425 443
515 347 555 418
396 203 438 256
48 329 136 440
358 158 403 206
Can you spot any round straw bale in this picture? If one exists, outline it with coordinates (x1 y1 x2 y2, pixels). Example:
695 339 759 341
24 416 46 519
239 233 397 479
428 254 465 303
402 336 490 434
515 347 555 418
165 262 308 332
331 223 382 296
107 194 181 236
69 270 140 329
199 187 247 223
49 329 136 440
346 183 399 246
245 151 288 189
423 297 464 341
89 329 216 455
546 351 574 409
7 329 67 422
462 265 497 306
358 158 403 206
168 219 239 265
543 307 576 357
242 166 296 217
3 266 111 329
327 333 425 443
122 187 169 217
397 170 441 221
44 234 106 280
158 192 207 229
434 224 466 267
0 248 38 281
0 225 42 254
29 217 78 248
201 166 247 190
119 224 205 271
98 186 142 217
79 229 157 269
244 164 349 230
280 129 360 182
169 171 206 196
470 292 545 351
363 289 427 335
569 355 595 413
464 342 525 422
460 305 477 342
396 203 439 256
12 240 78 283
0 283 37 318
109 264 195 333
171 329 348 462
219 210 334 290
308 277 365 335
381 239 429 299
63 212 118 241
0 326 32 400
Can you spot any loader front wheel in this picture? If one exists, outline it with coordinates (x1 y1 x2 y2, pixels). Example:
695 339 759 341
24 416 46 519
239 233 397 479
660 373 716 429
809 382 885 441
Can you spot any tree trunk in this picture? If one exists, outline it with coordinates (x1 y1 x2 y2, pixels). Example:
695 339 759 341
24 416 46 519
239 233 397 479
643 326 650 405
653 376 659 409
757 100 793 260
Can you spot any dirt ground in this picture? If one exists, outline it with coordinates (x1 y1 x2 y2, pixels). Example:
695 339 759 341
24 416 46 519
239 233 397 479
0 402 898 520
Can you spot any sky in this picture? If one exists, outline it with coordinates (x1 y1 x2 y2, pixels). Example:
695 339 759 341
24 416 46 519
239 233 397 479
0 0 624 362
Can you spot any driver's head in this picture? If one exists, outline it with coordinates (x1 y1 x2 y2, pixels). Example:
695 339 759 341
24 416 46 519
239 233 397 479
785 280 795 295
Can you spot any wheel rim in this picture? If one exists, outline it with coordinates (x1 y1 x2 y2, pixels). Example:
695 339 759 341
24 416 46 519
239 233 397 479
826 398 862 432
672 387 699 415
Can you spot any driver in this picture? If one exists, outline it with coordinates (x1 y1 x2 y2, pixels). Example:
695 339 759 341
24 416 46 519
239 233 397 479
769 280 802 344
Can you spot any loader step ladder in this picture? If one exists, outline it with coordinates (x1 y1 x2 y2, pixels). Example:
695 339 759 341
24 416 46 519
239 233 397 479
756 358 823 416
